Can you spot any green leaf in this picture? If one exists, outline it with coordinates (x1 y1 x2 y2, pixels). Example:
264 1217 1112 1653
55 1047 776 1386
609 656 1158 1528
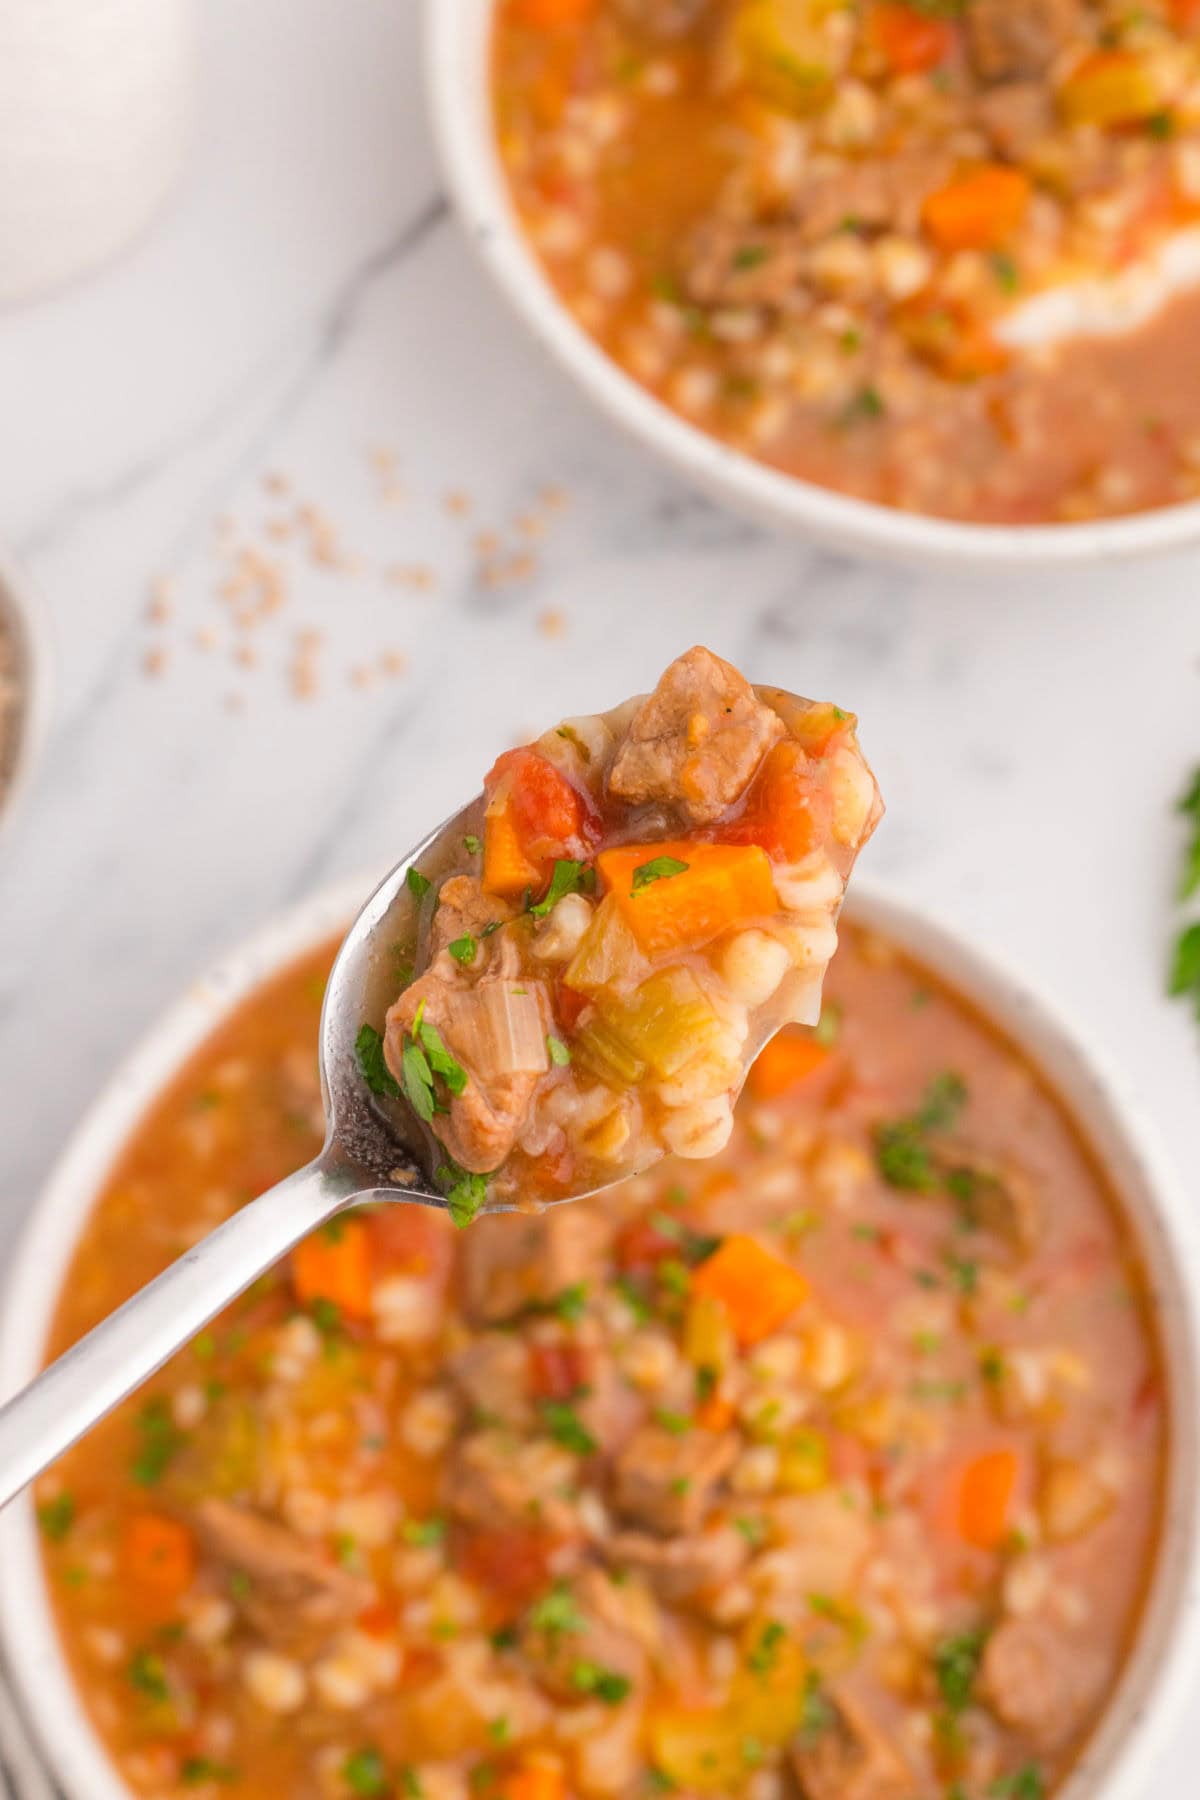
631 855 689 895
917 1071 968 1131
449 934 478 965
547 1034 571 1067
406 867 432 902
127 1648 169 1704
343 1748 390 1797
1169 922 1200 997
571 1659 632 1704
401 1040 436 1123
356 1023 401 1099
529 859 595 918
528 1583 585 1638
417 1018 469 1097
874 1120 937 1192
934 1629 987 1713
1179 768 1200 818
1178 834 1200 903
988 1767 1045 1800
540 1400 597 1455
554 1282 588 1322
181 1759 238 1786
37 1493 75 1542
746 1620 787 1675
653 1407 692 1437
464 834 483 854
437 1160 488 1229
401 1516 446 1546
840 385 885 426
131 1397 184 1487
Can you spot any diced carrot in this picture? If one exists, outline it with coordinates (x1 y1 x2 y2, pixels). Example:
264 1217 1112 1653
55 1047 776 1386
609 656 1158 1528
748 1030 831 1100
357 1601 400 1637
291 1217 373 1321
691 1235 809 1347
484 801 543 898
720 741 830 864
696 1393 735 1432
514 0 596 25
503 1763 568 1800
1171 0 1200 29
120 1511 196 1602
958 1448 1021 1550
871 1 953 73
1058 50 1159 128
597 840 777 958
922 165 1031 252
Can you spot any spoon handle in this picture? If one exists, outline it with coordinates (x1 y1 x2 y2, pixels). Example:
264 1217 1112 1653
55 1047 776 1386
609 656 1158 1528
0 1159 358 1511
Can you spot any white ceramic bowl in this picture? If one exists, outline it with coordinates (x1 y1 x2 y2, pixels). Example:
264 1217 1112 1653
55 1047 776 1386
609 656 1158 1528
0 544 51 844
426 0 1200 570
1 879 1198 1797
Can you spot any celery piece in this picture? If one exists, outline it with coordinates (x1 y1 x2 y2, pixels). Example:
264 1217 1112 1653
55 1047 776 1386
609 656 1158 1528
573 1016 648 1089
598 969 724 1079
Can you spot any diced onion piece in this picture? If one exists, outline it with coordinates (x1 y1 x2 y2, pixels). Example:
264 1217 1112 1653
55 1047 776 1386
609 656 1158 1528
566 894 651 997
441 981 551 1077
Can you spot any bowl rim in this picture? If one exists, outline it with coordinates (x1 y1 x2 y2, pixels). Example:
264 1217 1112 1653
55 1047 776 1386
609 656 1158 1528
424 0 1200 569
0 874 1198 1799
0 542 53 845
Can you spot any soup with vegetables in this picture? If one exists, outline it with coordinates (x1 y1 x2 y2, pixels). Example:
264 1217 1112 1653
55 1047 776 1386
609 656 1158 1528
38 923 1165 1800
366 646 880 1218
493 0 1200 523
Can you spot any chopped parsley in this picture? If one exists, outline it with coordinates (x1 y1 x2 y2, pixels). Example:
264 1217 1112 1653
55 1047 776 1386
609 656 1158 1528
1169 769 1200 1024
529 1583 585 1638
734 1514 767 1546
874 1071 968 1192
464 834 482 855
654 1407 692 1437
840 385 885 426
540 1399 597 1455
37 1493 75 1542
746 1619 787 1675
449 934 478 965
406 866 432 902
529 858 595 918
355 1023 401 1099
989 1767 1046 1800
630 855 689 895
732 243 770 271
934 1629 987 1713
181 1760 237 1786
401 1006 468 1124
553 1282 588 1322
614 1274 653 1325
571 1659 632 1703
343 1748 390 1796
127 1648 170 1703
131 1396 184 1487
401 1515 446 1547
991 251 1020 293
798 1671 834 1744
437 1159 488 1229
547 1033 571 1067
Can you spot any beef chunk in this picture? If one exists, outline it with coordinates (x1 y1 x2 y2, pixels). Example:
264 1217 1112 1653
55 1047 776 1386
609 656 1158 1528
192 1500 373 1645
934 1144 1040 1256
445 1429 582 1539
790 153 952 242
685 220 810 311
608 646 784 826
447 1332 534 1431
384 967 551 1174
430 875 516 957
615 0 712 37
612 1423 736 1535
976 82 1055 161
604 1522 748 1603
791 1688 912 1800
521 1567 647 1703
966 0 1082 82
461 1207 612 1325
981 1618 1107 1750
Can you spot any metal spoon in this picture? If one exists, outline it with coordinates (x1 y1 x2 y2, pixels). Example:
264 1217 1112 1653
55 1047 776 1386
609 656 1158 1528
0 803 534 1511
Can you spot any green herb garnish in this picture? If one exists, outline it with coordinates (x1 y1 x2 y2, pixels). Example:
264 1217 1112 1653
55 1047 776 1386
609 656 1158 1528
131 1397 184 1487
548 1033 571 1067
464 834 482 854
934 1629 987 1713
343 1748 390 1796
37 1493 75 1542
746 1620 787 1675
732 244 769 271
989 1767 1046 1800
630 856 689 895
356 1022 401 1099
529 859 595 918
540 1400 597 1455
529 1583 585 1638
182 1759 237 1786
128 1648 170 1703
406 867 432 902
436 1159 488 1229
402 1516 446 1547
571 1659 632 1704
449 934 478 965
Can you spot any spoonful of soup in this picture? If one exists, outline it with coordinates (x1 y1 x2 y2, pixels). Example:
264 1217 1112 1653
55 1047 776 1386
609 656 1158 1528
0 648 881 1507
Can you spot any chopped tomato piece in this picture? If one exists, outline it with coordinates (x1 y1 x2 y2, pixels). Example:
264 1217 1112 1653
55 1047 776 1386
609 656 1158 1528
458 1526 556 1607
119 1512 196 1604
529 1341 591 1400
872 1 953 73
555 980 589 1033
720 741 831 862
291 1217 373 1321
748 1030 831 1099
598 840 777 957
617 1215 684 1272
483 748 599 897
365 1206 454 1288
922 165 1031 252
691 1235 809 1347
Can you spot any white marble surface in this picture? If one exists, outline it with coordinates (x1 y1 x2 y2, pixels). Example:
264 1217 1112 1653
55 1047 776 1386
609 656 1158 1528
0 0 1198 1781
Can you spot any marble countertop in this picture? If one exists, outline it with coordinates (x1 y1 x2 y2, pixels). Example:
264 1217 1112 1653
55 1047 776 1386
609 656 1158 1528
0 0 1198 1783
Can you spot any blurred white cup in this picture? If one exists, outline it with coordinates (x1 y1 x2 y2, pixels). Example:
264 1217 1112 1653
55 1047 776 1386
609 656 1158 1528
0 0 197 306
